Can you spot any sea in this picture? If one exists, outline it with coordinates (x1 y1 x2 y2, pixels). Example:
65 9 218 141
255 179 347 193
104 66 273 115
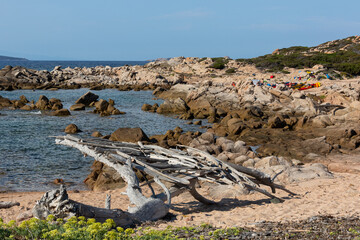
0 60 148 71
0 61 204 192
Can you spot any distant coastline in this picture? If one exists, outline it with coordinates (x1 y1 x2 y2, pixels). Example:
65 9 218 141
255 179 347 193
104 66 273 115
0 60 148 71
0 55 28 61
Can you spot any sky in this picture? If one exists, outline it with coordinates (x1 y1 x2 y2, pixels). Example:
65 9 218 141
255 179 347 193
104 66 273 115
1 0 359 60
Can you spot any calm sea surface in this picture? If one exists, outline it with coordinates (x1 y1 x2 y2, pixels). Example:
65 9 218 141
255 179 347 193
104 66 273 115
0 61 203 192
0 60 148 71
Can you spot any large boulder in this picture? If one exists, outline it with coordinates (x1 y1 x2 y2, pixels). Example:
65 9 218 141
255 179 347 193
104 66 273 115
35 95 50 110
0 96 12 108
109 127 150 142
94 99 109 112
227 118 245 135
84 161 125 191
64 124 81 134
156 98 189 114
75 91 99 106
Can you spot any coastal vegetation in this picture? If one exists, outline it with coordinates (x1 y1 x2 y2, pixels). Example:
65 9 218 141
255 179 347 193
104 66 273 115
209 57 229 70
1 216 360 239
237 36 360 76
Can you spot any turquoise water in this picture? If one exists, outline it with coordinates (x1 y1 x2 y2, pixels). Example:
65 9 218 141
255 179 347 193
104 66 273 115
0 89 203 191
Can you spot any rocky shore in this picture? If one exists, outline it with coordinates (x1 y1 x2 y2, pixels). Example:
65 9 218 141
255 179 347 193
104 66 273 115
1 57 360 228
1 57 360 185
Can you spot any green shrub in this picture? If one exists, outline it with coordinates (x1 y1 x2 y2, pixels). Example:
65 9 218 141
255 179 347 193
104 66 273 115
0 217 248 240
209 57 229 69
235 39 360 76
225 68 236 74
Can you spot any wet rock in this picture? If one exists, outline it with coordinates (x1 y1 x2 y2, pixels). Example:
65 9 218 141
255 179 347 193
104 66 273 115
19 95 29 104
20 104 34 111
193 120 202 125
109 127 150 142
53 178 64 184
70 103 86 111
0 96 13 108
141 103 152 111
52 109 71 116
94 99 109 112
64 124 82 134
75 91 99 106
35 95 50 110
112 109 125 115
91 131 103 137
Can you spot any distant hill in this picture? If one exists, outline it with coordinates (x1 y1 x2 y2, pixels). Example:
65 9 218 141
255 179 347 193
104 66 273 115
237 36 360 76
0 55 28 61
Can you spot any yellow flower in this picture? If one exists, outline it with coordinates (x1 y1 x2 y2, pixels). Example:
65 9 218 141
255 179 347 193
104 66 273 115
46 214 55 222
124 228 135 235
105 219 116 228
7 220 16 228
87 218 96 225
104 230 119 240
56 218 64 223
78 220 86 226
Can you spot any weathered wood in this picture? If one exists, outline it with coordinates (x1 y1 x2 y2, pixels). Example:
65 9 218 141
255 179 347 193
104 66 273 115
105 194 111 209
32 185 135 227
54 138 169 223
188 178 217 205
0 201 20 209
50 134 296 224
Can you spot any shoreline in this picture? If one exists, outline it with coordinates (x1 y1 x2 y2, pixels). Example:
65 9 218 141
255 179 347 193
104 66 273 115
1 57 360 228
1 170 360 226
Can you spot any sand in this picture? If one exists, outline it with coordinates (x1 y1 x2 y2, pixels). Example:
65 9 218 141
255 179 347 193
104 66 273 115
1 165 360 228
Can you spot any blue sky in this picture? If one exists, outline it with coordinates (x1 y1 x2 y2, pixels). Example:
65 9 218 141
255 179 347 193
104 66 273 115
1 0 359 60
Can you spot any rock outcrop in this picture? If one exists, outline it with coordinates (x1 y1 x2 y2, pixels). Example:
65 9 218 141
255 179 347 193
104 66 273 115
109 127 150 143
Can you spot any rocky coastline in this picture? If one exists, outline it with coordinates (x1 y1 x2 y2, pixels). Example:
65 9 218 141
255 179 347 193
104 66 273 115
1 57 360 189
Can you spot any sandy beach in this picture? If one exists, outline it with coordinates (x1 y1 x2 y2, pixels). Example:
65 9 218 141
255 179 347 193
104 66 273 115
1 154 360 228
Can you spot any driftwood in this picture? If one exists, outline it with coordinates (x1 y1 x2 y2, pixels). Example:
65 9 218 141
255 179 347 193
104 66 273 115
0 201 20 209
33 135 295 227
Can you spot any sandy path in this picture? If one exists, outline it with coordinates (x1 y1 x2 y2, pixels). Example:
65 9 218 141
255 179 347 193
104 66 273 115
1 171 360 228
